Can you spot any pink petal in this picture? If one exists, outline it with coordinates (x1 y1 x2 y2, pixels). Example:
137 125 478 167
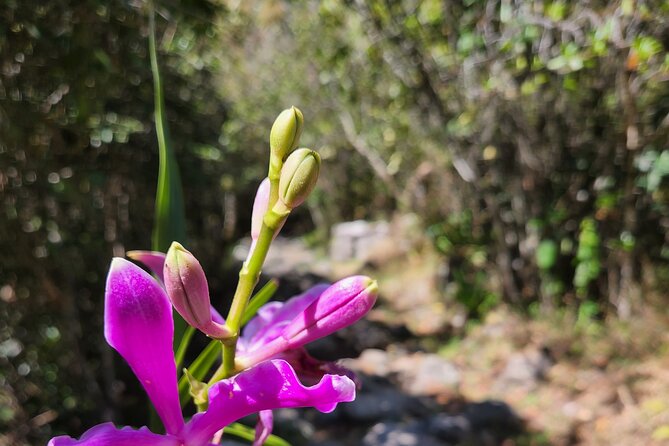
181 360 355 445
282 276 377 348
253 410 273 446
104 258 184 434
278 347 360 388
237 302 283 353
250 178 271 241
246 178 285 261
238 277 377 368
127 250 225 326
126 251 166 283
243 284 329 351
47 423 180 446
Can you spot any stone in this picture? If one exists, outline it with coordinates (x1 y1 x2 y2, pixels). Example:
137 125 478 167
330 220 390 263
394 353 460 397
362 421 445 446
427 414 471 443
343 387 418 423
427 401 521 445
494 348 553 390
346 348 392 377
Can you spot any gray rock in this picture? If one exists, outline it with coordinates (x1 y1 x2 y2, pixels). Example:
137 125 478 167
232 237 330 278
330 220 390 262
427 401 522 445
343 388 416 422
395 353 460 397
346 348 392 377
495 349 552 390
427 414 471 443
462 400 521 433
362 422 445 446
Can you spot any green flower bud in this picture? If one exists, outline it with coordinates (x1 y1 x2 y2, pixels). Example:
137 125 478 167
278 148 321 209
270 106 304 160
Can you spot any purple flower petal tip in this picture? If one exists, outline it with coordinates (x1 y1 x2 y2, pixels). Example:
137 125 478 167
282 275 377 347
126 250 166 283
253 410 274 446
251 178 271 241
47 423 180 446
104 258 184 434
243 283 329 351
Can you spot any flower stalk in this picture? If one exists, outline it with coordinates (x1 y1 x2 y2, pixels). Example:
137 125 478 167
215 205 291 380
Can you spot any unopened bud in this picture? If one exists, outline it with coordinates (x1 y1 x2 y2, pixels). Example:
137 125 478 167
164 242 229 339
278 148 320 209
236 276 377 368
282 276 378 348
270 106 304 160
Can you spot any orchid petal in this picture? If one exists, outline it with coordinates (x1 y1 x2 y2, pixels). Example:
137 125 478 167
182 360 355 445
278 347 360 388
126 250 166 283
47 423 180 446
247 178 285 261
237 302 282 353
253 410 273 446
244 284 329 351
104 258 184 434
250 178 270 242
127 250 225 326
238 277 377 368
282 276 377 348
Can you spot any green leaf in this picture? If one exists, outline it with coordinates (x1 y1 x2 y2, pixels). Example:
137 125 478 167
225 422 290 446
179 340 221 407
149 9 186 253
174 325 196 371
241 279 279 326
147 4 188 359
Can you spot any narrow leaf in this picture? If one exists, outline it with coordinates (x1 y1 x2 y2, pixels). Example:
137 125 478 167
175 325 196 371
224 422 290 446
179 339 221 407
241 279 279 326
148 8 186 253
147 4 188 354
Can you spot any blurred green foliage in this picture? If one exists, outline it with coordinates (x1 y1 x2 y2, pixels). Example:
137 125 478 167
1 0 669 444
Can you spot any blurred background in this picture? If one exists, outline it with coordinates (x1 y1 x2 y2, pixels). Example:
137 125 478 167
1 0 668 445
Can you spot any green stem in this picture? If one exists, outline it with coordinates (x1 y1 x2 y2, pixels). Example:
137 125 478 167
268 153 281 211
209 204 290 384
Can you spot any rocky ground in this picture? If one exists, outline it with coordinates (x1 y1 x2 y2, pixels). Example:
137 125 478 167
227 219 669 446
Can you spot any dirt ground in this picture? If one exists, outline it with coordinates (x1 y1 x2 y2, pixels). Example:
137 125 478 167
443 306 669 445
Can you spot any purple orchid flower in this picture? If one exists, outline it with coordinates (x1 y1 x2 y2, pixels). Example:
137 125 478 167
125 250 377 443
128 252 378 375
48 258 356 446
